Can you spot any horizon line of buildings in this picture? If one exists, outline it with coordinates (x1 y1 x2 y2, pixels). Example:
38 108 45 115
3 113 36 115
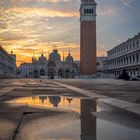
0 32 140 79
19 49 78 78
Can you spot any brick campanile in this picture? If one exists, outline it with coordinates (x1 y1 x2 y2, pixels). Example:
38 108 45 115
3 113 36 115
80 0 97 75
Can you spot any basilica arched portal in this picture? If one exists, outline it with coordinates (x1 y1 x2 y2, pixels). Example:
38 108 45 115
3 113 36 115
47 61 56 78
33 70 38 78
48 68 55 78
58 69 64 78
65 69 71 78
40 69 45 76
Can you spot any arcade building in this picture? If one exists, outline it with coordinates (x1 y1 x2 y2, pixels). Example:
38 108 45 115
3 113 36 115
104 33 140 78
19 49 79 78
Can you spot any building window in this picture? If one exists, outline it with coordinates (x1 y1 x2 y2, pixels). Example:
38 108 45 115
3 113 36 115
89 9 91 13
84 9 88 14
84 9 94 14
127 57 128 64
127 46 128 50
133 55 135 62
133 42 135 48
137 41 139 46
84 9 86 14
136 53 139 62
96 62 100 66
130 56 132 64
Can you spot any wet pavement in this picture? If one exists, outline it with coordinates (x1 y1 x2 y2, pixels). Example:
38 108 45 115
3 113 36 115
0 79 140 140
55 79 140 104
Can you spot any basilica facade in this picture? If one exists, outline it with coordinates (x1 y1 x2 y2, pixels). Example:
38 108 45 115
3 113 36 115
19 49 79 78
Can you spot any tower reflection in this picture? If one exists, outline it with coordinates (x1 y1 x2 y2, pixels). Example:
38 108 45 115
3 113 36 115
81 99 97 140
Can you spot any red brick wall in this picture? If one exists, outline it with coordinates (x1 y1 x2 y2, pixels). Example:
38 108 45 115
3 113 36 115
80 21 96 75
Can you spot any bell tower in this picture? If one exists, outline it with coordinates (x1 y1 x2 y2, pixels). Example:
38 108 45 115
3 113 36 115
80 0 97 75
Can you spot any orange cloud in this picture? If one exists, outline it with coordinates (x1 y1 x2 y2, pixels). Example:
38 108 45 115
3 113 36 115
97 43 107 57
11 0 63 3
7 7 78 17
97 51 107 57
0 0 108 67
2 41 107 67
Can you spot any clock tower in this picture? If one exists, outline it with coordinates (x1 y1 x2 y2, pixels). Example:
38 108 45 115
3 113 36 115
80 0 97 75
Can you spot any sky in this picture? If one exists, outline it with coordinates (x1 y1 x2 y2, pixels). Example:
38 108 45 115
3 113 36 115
0 0 140 66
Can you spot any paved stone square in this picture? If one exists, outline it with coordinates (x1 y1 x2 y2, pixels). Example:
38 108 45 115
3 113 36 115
55 78 140 103
0 78 140 140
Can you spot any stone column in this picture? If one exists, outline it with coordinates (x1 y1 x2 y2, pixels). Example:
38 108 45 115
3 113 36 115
131 55 133 65
137 53 139 63
135 53 137 63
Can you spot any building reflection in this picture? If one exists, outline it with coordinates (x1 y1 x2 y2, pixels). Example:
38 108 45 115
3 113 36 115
37 95 74 108
66 98 73 104
28 95 77 109
39 96 47 104
81 99 97 140
48 96 61 108
32 96 38 104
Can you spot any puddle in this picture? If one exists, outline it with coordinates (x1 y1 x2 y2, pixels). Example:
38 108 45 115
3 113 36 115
6 95 81 113
5 96 140 140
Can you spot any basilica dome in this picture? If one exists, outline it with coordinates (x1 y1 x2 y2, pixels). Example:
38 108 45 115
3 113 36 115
39 53 46 62
49 49 61 61
49 96 61 108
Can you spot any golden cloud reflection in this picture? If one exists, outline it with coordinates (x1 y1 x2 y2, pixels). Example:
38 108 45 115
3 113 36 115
7 95 80 113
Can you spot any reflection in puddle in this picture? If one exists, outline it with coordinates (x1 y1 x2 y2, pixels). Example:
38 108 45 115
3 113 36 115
7 95 80 113
6 97 140 140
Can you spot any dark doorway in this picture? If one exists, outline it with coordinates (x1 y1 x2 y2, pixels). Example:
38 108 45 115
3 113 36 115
65 69 71 78
33 70 38 78
40 69 45 76
58 69 64 78
48 68 55 79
